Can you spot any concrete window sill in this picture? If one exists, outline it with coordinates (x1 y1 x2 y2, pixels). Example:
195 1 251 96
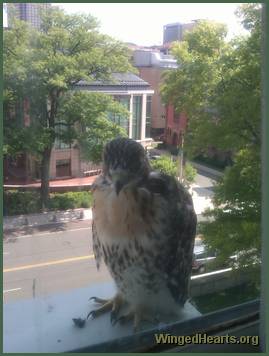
4 282 201 353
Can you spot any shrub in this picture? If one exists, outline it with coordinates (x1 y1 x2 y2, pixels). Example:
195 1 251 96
4 190 93 216
4 190 41 216
49 191 93 210
150 156 197 188
150 156 178 177
194 155 227 170
183 162 197 187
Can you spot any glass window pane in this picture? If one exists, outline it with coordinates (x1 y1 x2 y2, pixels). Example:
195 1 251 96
132 95 142 140
54 123 71 149
146 95 152 138
108 95 129 135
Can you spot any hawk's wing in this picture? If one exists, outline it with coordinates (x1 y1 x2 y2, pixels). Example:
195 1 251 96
143 172 197 306
91 176 104 270
92 220 102 270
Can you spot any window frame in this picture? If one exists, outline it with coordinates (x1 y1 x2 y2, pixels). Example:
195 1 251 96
3 5 267 353
68 299 260 353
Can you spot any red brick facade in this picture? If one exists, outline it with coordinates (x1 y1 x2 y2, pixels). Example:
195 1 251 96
165 104 187 147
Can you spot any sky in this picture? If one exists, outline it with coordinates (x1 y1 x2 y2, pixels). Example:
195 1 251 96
54 3 247 45
3 3 247 45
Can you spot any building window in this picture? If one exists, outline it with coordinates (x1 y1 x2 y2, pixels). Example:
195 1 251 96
146 96 152 138
173 108 180 122
54 123 71 150
56 159 71 177
109 95 130 135
132 95 142 140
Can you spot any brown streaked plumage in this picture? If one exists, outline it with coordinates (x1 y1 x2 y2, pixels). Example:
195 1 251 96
90 137 197 330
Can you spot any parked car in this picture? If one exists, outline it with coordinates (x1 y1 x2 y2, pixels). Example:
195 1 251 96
192 236 217 274
146 150 161 161
153 133 165 142
149 154 161 161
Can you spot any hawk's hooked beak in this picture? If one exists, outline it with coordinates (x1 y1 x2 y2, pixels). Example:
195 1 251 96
110 169 129 196
115 180 125 195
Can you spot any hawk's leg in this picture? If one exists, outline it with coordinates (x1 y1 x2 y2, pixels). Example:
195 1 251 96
87 294 123 323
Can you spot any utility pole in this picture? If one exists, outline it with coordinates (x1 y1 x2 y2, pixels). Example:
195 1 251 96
178 131 184 183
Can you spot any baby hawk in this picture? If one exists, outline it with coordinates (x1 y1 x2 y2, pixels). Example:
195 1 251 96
89 138 196 330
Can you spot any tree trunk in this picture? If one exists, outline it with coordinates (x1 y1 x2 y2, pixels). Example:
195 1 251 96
40 147 52 210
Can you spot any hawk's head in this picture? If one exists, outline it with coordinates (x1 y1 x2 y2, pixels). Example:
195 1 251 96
103 137 150 195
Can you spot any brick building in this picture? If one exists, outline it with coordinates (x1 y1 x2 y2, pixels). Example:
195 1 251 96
165 105 187 147
132 50 177 139
4 73 154 183
130 21 197 141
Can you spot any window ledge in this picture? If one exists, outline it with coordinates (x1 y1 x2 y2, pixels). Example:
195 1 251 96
4 282 201 353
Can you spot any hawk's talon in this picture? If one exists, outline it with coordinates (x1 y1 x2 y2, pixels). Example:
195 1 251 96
86 295 124 324
110 309 119 325
87 310 97 320
89 296 108 305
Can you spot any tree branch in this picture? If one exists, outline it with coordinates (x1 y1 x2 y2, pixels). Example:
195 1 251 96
242 117 260 144
69 40 81 55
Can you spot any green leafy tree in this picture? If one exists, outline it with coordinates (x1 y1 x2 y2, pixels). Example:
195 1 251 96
183 162 197 188
3 6 134 208
3 20 31 156
161 19 229 156
57 91 128 163
150 156 178 177
161 4 262 276
150 156 197 188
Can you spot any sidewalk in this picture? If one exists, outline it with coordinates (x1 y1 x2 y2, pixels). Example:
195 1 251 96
4 160 216 231
190 161 224 179
190 183 214 215
4 176 96 191
3 208 93 232
3 184 213 232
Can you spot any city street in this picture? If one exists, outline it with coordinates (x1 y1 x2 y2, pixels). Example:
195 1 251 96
191 172 215 215
3 173 215 303
3 220 112 303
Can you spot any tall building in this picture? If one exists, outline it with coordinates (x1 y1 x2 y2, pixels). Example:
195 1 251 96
163 21 197 45
163 23 182 44
132 49 178 139
7 3 51 29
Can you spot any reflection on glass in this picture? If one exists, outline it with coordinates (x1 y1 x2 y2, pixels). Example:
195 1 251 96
108 95 130 135
146 95 152 138
132 95 142 140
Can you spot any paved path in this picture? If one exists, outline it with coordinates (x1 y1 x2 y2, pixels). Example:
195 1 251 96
4 175 96 188
4 172 215 231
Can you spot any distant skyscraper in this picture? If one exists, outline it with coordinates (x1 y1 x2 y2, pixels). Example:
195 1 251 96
163 23 182 44
7 3 51 29
163 21 197 44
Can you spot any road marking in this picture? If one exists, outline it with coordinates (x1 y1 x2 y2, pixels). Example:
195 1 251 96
3 288 22 293
4 254 95 273
6 227 90 240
